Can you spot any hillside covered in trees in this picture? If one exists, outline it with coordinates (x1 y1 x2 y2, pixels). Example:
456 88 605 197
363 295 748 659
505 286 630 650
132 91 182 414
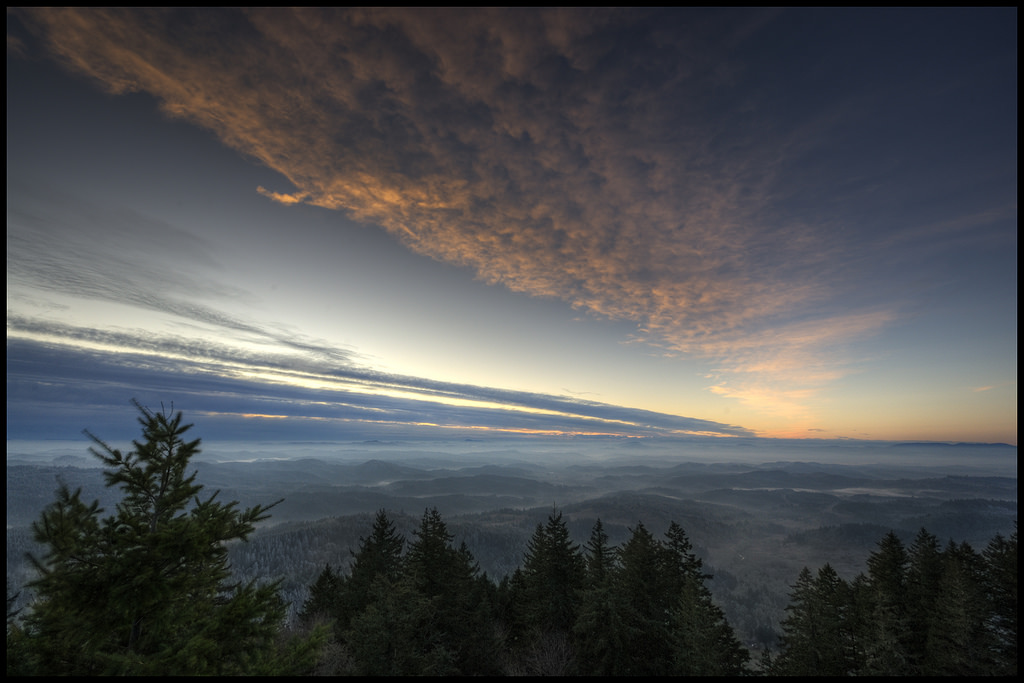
267 507 1016 675
6 408 1017 675
295 508 749 675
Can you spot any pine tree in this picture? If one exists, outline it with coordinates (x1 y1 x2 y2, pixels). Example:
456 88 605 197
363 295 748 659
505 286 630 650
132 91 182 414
982 525 1017 675
344 574 433 676
611 521 674 675
862 530 911 675
905 528 943 674
776 564 853 676
669 569 750 676
582 518 616 589
573 517 629 675
660 523 749 676
297 563 343 627
574 578 635 676
927 540 992 676
508 509 586 674
7 581 30 676
349 510 405 589
662 521 710 588
335 509 405 635
811 563 854 676
519 509 585 636
353 507 499 675
16 402 320 675
776 567 819 675
845 571 872 674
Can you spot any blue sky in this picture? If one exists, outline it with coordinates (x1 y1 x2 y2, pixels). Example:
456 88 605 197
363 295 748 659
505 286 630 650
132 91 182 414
7 8 1017 446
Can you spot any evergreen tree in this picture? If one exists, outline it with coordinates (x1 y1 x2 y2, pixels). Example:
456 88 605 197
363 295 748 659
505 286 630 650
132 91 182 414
662 521 710 588
297 563 343 627
299 509 407 672
6 582 29 676
776 564 852 676
518 509 586 636
776 526 1018 677
335 509 405 636
574 577 636 676
16 402 320 675
611 521 675 675
776 567 819 675
845 571 872 673
508 509 586 674
669 569 750 676
861 530 911 675
348 509 405 590
813 563 854 675
344 575 434 676
350 507 500 675
582 518 616 589
573 517 630 675
905 528 943 674
982 525 1017 675
660 522 749 675
927 540 992 676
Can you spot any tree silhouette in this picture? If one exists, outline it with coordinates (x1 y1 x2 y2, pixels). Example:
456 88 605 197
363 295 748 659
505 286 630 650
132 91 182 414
12 402 320 675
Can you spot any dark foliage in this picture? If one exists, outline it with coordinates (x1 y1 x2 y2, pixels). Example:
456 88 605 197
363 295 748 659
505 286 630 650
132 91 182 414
7 403 323 676
774 525 1018 676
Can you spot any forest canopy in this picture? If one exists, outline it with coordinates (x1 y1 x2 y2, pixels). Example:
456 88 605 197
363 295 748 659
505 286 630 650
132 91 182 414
6 406 1017 676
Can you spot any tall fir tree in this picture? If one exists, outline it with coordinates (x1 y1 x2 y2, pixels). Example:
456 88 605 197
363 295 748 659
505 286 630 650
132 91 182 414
13 402 321 675
982 525 1017 675
661 522 749 676
337 509 405 635
297 563 343 627
927 540 992 676
905 528 943 674
611 521 675 675
518 509 586 636
862 530 911 675
776 564 852 676
508 509 586 674
582 518 616 588
669 568 750 676
351 507 500 675
344 573 433 676
775 567 819 675
573 517 629 675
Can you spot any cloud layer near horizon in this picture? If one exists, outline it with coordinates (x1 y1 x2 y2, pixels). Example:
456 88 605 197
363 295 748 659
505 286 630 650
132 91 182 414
6 321 753 441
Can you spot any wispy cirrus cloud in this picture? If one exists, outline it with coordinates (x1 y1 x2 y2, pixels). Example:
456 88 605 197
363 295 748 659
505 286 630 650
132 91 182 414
6 179 359 364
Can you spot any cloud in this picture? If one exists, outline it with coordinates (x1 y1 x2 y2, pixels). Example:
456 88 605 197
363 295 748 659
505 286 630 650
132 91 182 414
7 324 754 440
701 310 897 418
11 9 831 351
256 186 306 205
7 178 224 299
6 179 364 365
13 7 1011 421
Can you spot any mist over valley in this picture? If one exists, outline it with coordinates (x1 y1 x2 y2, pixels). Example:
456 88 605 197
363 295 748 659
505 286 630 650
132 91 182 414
8 436 1016 648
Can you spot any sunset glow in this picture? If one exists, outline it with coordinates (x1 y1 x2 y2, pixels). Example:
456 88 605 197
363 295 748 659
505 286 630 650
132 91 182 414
7 8 1017 446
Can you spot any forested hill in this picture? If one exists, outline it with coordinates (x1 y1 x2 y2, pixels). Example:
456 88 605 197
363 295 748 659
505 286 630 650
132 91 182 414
286 509 1017 676
7 429 1016 675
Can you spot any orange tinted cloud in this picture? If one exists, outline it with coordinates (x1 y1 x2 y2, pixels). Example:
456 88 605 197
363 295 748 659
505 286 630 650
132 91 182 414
14 8 885 395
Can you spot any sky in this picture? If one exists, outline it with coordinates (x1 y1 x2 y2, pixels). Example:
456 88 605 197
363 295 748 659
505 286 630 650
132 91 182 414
7 8 1018 447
